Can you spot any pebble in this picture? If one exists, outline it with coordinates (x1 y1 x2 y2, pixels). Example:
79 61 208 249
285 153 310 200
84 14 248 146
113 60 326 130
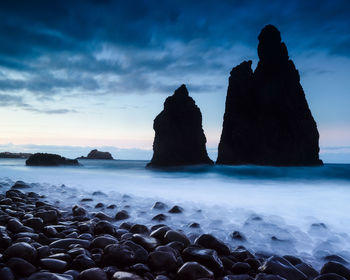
3 241 37 262
115 210 129 221
78 267 108 280
40 258 68 273
176 261 214 280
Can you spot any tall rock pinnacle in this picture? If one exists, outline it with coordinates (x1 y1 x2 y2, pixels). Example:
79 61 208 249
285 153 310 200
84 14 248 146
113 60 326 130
147 84 213 167
217 25 322 166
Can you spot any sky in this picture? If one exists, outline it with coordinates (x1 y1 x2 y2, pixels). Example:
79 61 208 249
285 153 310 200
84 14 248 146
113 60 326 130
0 0 349 162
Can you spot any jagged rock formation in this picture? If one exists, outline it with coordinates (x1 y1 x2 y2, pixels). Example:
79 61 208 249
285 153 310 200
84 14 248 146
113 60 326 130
26 153 79 166
148 84 213 167
217 25 322 166
78 149 114 160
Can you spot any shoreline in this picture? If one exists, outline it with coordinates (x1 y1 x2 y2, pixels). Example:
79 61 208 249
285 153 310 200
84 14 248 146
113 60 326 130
1 181 350 279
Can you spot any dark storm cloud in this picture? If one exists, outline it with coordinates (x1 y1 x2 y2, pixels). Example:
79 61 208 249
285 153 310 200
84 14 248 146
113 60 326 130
0 0 349 103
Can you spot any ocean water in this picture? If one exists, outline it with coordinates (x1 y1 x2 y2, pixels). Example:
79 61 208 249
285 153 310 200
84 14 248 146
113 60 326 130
1 158 350 269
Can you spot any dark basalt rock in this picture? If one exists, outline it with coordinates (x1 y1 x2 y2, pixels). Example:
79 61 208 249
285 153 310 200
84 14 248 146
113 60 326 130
147 84 213 167
26 153 79 166
217 25 322 166
78 149 114 160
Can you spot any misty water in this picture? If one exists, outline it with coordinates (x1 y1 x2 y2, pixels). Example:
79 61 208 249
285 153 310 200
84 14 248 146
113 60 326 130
1 158 350 269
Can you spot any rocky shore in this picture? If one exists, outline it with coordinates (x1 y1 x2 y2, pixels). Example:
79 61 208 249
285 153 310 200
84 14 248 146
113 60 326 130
0 182 349 280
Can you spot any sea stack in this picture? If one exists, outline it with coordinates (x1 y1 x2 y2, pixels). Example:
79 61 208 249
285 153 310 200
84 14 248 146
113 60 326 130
217 25 322 166
148 84 213 167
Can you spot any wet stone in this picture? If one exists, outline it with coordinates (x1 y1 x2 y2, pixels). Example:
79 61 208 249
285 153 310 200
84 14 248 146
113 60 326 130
28 272 74 280
0 267 15 280
176 261 214 280
80 198 93 202
78 267 108 280
94 212 113 221
132 234 158 251
224 275 254 280
259 256 307 280
7 218 24 233
148 250 178 272
3 241 37 262
112 271 143 280
152 214 167 222
6 257 36 276
95 202 104 208
182 245 224 274
315 273 347 280
130 224 149 234
115 210 129 221
321 261 350 279
103 243 137 266
150 225 171 240
36 210 58 223
94 220 115 235
72 254 96 271
189 222 200 228
50 238 91 249
232 231 246 241
72 206 88 217
164 230 190 247
152 201 167 210
195 233 230 255
23 217 44 231
91 235 118 249
168 205 183 214
40 258 68 273
231 262 252 274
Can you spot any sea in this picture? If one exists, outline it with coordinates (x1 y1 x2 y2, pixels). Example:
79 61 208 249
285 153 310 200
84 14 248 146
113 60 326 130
1 158 350 269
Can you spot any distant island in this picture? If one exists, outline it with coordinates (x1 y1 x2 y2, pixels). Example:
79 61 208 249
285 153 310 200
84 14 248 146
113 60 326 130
26 153 79 166
78 149 114 160
0 152 33 159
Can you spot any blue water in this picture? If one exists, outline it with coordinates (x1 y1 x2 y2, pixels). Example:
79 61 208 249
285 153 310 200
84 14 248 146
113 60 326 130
1 158 350 268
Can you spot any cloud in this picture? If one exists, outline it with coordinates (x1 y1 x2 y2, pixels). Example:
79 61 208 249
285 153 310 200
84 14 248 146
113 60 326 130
0 93 75 114
0 0 349 109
